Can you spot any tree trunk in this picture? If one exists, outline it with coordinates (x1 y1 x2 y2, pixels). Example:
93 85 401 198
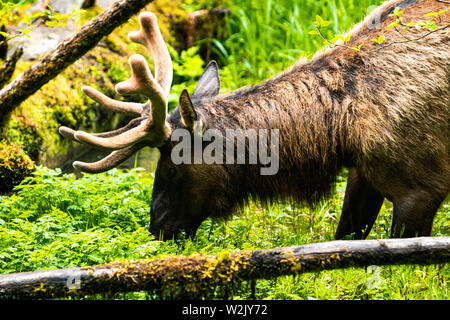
0 0 153 129
0 237 448 299
0 25 7 60
0 48 23 90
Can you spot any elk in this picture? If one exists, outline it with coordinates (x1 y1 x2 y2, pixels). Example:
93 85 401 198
60 0 450 240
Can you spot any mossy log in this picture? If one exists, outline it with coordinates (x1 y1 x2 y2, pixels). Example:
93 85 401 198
0 237 448 299
0 0 154 129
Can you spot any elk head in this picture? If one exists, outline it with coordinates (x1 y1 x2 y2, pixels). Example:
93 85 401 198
60 12 228 240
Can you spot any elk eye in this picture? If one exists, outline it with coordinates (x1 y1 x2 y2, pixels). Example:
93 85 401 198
166 167 178 180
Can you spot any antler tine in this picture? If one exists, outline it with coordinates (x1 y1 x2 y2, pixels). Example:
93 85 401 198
82 86 143 116
115 54 167 128
59 118 145 144
59 12 174 172
73 142 147 174
64 55 164 150
73 120 149 150
128 12 173 96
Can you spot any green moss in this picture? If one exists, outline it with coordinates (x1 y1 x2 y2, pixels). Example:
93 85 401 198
0 140 35 194
98 251 254 299
5 114 42 162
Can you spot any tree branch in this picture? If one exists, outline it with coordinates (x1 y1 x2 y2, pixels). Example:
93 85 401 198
315 23 450 53
0 237 448 299
0 0 154 129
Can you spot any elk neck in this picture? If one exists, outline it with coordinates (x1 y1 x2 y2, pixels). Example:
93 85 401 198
202 54 357 205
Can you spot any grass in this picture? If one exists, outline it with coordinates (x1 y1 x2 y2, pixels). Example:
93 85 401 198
0 167 448 300
214 0 386 89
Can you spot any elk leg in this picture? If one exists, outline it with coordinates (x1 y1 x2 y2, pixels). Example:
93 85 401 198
335 168 384 240
391 189 443 238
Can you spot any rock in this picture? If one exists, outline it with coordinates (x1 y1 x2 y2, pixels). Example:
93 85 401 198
96 0 115 8
0 141 35 194
6 0 87 61
7 27 73 61
49 0 85 14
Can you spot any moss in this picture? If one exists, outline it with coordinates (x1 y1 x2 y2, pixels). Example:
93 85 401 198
6 114 42 162
0 140 35 194
80 250 258 299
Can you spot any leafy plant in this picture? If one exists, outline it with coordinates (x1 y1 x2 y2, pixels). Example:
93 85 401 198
168 45 205 109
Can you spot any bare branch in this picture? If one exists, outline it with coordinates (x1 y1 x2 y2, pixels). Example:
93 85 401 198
373 24 450 52
315 23 450 54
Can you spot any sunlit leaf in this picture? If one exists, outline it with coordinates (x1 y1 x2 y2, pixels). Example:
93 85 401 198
387 21 400 28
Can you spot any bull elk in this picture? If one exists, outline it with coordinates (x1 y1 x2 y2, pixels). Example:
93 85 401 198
60 0 450 240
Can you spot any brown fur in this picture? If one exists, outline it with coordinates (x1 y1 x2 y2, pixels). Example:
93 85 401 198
150 0 449 239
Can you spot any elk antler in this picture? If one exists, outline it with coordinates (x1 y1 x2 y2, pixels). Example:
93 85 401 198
59 12 173 173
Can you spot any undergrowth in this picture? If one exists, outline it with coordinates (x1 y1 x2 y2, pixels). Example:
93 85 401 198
0 167 448 300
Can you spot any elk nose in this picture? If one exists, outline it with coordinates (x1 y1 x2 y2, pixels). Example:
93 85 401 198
150 208 170 226
149 215 168 239
149 225 177 241
149 225 162 239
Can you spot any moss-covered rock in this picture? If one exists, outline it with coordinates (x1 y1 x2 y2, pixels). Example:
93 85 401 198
5 114 42 162
0 140 35 194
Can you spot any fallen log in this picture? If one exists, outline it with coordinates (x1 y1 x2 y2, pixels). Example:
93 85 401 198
0 237 448 299
0 0 153 129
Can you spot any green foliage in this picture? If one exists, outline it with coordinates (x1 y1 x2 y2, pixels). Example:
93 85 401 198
169 45 205 109
0 168 448 299
106 60 131 84
180 0 228 12
213 0 385 89
0 167 154 272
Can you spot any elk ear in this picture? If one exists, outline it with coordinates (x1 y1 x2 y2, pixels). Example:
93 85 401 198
179 89 198 130
192 60 220 100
